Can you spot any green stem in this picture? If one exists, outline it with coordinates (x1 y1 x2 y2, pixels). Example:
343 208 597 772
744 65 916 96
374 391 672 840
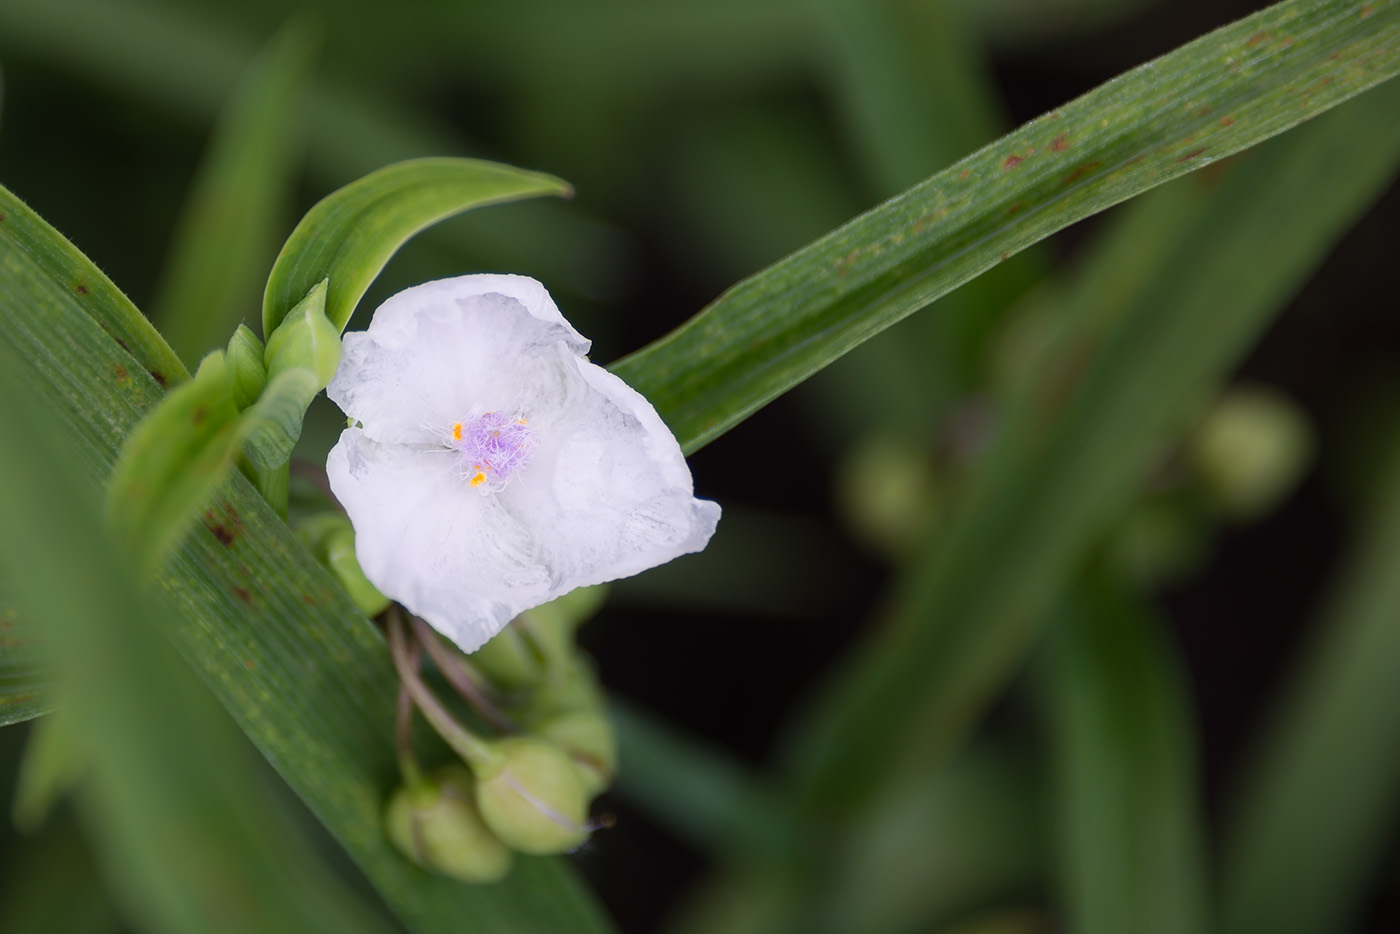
394 682 425 789
386 607 502 774
409 614 516 733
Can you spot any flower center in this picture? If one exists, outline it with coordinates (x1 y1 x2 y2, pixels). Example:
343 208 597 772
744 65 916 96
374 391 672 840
448 407 538 492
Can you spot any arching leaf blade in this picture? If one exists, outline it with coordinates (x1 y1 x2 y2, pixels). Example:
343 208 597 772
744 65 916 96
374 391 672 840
262 157 573 336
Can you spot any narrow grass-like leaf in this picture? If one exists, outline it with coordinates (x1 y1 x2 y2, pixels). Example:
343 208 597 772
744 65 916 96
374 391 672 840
0 319 394 934
614 0 1400 453
1047 576 1210 934
262 157 573 335
788 78 1400 811
150 20 312 365
1220 443 1400 934
0 191 613 930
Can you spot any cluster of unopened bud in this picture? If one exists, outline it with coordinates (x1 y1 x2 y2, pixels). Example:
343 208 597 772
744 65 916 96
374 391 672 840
382 588 616 883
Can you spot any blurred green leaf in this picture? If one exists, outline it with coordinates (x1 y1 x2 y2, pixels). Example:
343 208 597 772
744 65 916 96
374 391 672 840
615 0 1400 453
0 301 394 934
815 0 1002 198
1220 438 1400 934
150 19 313 365
1046 575 1210 934
12 709 82 832
817 744 1044 934
0 815 120 934
0 193 613 929
0 0 629 303
262 157 572 336
611 700 801 867
0 591 50 726
787 76 1400 812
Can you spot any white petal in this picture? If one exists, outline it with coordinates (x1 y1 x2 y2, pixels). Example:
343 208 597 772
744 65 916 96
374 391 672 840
503 353 720 588
327 429 550 652
327 275 590 445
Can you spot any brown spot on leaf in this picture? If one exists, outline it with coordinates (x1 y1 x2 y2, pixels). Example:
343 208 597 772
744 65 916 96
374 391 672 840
1176 147 1208 163
193 405 208 425
1050 135 1068 152
233 586 253 605
999 252 1012 262
835 247 860 277
148 369 168 389
244 659 256 671
1220 116 1236 127
1061 160 1103 186
202 503 245 548
112 363 130 384
1003 154 1024 171
0 213 6 222
302 594 317 606
959 169 970 179
1004 202 1026 217
75 283 89 295
1363 4 1375 17
1245 31 1269 48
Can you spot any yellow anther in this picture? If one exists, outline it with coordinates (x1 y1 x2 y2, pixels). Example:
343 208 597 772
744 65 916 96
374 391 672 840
451 422 463 441
470 472 486 487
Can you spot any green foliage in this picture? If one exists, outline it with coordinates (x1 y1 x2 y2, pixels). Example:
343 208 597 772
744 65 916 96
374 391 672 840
0 182 613 931
150 20 314 365
616 0 1400 452
1047 577 1209 934
788 76 1400 814
1221 438 1400 934
263 158 573 336
2 0 1400 930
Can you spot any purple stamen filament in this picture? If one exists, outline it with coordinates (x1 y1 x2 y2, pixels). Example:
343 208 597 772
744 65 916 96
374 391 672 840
449 408 537 491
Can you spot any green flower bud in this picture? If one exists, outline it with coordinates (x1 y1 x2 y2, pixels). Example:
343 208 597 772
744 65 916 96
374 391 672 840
528 585 610 643
1190 385 1313 521
225 325 268 411
474 737 590 855
294 513 389 616
834 432 941 557
265 279 340 390
532 709 617 796
510 654 605 724
472 622 548 691
384 766 513 884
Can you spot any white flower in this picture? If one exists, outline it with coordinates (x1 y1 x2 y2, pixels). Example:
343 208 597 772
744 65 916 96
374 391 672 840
325 274 720 653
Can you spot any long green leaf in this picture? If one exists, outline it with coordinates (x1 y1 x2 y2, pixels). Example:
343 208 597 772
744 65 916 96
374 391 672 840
614 0 1400 452
150 20 313 366
0 192 612 930
262 157 572 335
1047 576 1210 934
0 303 394 934
787 77 1400 811
1220 442 1400 934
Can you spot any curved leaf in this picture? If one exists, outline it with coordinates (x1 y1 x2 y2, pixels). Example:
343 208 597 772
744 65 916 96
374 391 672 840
262 157 573 335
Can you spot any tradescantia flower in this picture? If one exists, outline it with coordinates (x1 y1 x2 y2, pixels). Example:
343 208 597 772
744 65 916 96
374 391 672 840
325 275 720 653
